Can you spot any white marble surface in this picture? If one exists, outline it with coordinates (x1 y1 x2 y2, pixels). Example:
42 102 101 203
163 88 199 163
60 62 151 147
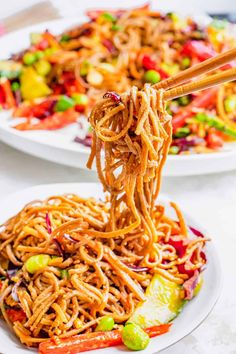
0 1 236 352
0 140 236 353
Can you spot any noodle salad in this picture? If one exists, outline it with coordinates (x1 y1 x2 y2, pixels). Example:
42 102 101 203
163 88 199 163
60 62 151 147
0 5 235 154
0 84 208 353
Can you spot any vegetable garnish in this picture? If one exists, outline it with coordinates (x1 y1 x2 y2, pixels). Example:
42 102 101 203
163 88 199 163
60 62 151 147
23 52 37 66
103 91 121 103
25 254 51 274
122 323 150 351
95 316 115 332
183 271 200 300
74 135 92 147
39 324 171 354
195 112 236 138
6 308 26 323
55 95 75 112
144 70 161 84
14 109 78 130
45 213 52 234
129 275 184 328
0 78 16 108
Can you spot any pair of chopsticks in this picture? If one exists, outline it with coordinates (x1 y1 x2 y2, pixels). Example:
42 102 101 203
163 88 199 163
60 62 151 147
153 48 236 100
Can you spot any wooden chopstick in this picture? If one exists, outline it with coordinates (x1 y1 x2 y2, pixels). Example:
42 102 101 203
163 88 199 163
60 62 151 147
163 68 236 101
154 47 236 91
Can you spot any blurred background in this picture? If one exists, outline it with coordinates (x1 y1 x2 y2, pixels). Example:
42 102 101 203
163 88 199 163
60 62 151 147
0 0 235 34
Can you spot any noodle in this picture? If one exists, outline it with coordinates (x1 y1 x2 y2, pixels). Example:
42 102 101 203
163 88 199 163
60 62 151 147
88 85 172 252
0 85 207 347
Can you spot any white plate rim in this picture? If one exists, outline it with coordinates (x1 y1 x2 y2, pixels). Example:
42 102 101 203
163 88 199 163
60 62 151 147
0 182 222 354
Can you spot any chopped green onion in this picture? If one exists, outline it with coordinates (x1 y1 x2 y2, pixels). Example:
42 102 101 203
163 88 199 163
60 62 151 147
11 82 20 92
169 146 180 155
195 112 224 128
80 61 91 76
23 52 37 65
195 112 236 138
95 316 115 332
35 51 45 60
55 95 75 112
174 127 190 138
167 12 178 21
210 19 228 30
101 12 116 23
71 93 89 106
44 47 57 57
60 34 71 42
177 95 190 106
161 62 179 76
111 24 122 31
181 57 191 69
25 254 51 274
143 70 161 84
60 269 69 279
51 255 60 260
224 96 236 113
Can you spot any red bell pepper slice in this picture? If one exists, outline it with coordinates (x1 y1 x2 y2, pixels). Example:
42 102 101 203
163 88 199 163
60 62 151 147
0 79 16 108
181 41 216 61
13 99 56 119
206 131 224 149
13 104 33 118
6 308 26 322
142 55 169 79
142 55 157 70
39 324 171 354
181 41 232 69
14 109 78 131
172 87 218 131
0 85 5 104
43 31 61 49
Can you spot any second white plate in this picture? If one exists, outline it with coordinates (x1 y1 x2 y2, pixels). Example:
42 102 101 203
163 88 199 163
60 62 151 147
0 18 236 176
0 183 222 354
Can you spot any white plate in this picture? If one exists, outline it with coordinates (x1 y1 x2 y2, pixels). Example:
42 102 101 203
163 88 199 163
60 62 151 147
0 183 222 354
0 18 236 176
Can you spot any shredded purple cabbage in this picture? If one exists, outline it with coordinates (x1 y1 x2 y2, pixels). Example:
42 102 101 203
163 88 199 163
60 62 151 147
80 27 92 37
183 270 199 300
189 226 204 238
103 91 121 103
102 39 116 54
173 137 205 152
6 268 19 280
11 281 21 302
45 213 52 234
126 265 149 272
52 238 64 257
63 233 77 243
74 135 92 147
